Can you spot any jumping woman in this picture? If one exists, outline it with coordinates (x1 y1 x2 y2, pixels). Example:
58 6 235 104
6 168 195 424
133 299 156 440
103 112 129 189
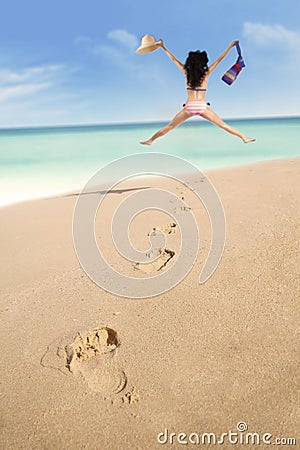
140 40 256 145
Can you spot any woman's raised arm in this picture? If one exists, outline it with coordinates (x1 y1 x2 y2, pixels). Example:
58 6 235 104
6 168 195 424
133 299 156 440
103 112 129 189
158 39 185 73
208 41 237 74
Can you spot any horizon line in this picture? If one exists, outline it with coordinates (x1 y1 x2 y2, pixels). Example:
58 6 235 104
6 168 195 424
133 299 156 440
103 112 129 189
0 114 299 132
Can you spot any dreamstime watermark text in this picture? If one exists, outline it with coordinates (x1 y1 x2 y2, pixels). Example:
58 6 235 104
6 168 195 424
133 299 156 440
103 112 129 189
157 422 297 446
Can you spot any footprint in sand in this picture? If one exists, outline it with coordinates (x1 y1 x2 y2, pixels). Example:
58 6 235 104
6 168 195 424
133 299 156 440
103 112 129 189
41 327 127 395
65 327 127 394
134 223 177 273
134 248 175 273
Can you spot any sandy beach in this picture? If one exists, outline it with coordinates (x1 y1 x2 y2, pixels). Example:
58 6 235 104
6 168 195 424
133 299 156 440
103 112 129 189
0 157 299 449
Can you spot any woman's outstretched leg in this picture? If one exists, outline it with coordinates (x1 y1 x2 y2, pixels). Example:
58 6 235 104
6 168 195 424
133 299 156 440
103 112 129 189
201 108 256 143
140 109 191 145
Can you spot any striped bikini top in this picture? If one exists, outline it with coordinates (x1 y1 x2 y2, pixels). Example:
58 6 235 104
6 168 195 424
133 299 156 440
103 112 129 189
186 87 207 91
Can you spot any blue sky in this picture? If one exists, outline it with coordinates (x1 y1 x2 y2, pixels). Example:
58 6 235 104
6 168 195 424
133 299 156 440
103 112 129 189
0 0 299 127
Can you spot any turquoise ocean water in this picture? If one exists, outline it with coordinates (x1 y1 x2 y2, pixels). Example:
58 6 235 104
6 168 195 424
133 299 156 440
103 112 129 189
0 117 299 207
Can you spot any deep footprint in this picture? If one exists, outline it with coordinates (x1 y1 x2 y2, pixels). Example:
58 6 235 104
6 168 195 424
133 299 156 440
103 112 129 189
65 327 127 394
65 327 119 371
41 327 127 395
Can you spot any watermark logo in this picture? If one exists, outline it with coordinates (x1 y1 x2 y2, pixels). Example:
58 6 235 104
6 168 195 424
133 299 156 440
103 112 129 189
236 421 248 432
72 153 226 298
157 422 297 446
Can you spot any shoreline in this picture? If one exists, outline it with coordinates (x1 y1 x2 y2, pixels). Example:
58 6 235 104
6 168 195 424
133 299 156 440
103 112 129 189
1 155 299 209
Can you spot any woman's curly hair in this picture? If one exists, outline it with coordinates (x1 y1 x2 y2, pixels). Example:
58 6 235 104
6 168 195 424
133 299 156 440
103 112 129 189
184 50 209 88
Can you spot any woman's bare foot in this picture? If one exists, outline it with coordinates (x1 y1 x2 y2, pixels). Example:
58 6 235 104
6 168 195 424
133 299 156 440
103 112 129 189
140 140 153 146
243 137 256 143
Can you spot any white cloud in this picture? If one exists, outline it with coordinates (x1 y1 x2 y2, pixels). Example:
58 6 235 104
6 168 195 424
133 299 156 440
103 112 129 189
243 22 300 48
93 42 167 86
92 31 146 74
107 29 138 52
0 65 64 84
78 29 139 55
0 64 66 102
93 44 134 70
0 83 51 101
75 30 167 87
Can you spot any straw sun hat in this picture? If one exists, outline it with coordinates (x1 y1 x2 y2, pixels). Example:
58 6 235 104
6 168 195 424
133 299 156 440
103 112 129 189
136 34 161 54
